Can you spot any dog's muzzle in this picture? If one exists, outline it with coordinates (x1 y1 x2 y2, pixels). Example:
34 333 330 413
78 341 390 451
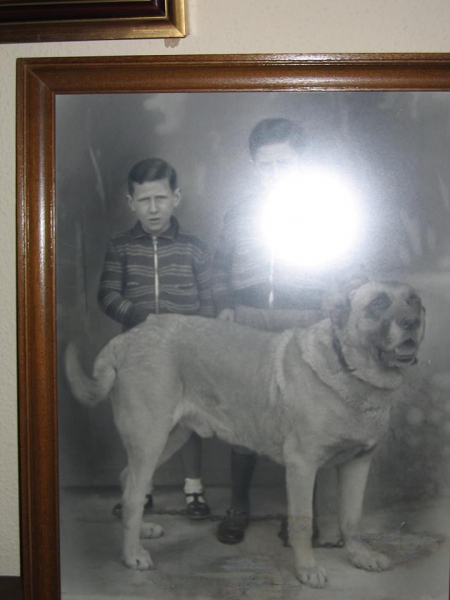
379 338 418 367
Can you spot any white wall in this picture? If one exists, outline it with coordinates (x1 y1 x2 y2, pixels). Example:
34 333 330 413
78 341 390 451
1 0 450 578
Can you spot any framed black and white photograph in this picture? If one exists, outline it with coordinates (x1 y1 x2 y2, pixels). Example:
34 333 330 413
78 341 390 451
0 0 186 43
17 54 450 600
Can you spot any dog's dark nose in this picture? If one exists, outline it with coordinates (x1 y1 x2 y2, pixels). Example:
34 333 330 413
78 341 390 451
400 316 421 331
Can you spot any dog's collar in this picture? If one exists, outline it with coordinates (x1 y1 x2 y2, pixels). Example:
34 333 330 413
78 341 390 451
332 336 354 373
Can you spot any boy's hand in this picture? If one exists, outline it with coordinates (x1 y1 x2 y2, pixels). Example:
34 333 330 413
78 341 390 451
127 306 151 327
217 308 235 322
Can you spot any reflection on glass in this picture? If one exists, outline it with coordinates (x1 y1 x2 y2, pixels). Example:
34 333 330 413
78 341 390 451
260 167 362 270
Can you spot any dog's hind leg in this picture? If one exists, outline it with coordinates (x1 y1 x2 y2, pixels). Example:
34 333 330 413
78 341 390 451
119 466 159 538
338 454 392 572
284 448 328 588
119 425 193 550
312 471 344 548
116 398 175 570
120 436 170 570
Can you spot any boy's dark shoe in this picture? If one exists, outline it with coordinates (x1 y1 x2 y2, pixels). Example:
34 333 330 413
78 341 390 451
185 493 211 520
216 510 250 544
112 494 153 518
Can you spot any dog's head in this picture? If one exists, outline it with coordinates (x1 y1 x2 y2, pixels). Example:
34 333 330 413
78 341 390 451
331 281 425 371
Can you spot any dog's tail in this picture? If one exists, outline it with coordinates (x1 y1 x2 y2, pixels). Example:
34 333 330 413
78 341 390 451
65 341 117 407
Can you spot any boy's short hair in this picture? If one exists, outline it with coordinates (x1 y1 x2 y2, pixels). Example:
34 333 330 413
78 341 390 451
127 158 178 195
248 118 305 159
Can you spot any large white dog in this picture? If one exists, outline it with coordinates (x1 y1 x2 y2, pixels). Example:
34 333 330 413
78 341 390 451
65 281 425 588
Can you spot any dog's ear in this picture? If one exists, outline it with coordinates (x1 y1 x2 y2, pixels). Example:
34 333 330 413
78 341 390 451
326 293 351 329
329 296 351 329
327 266 367 329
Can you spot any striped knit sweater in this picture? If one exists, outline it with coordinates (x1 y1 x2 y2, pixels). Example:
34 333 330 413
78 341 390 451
98 218 214 327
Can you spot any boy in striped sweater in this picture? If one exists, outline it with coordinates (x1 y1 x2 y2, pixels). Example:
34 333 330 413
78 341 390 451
98 157 213 520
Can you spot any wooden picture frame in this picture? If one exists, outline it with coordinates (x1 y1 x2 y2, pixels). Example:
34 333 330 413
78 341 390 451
17 53 450 600
0 0 186 43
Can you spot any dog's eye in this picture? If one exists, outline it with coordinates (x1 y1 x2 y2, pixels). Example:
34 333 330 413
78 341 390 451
369 293 391 311
407 294 421 309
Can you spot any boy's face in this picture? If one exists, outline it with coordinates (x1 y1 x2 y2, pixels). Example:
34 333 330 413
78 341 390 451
128 178 180 236
253 141 301 189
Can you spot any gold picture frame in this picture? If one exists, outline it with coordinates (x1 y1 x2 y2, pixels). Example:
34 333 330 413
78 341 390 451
17 53 450 599
0 0 186 43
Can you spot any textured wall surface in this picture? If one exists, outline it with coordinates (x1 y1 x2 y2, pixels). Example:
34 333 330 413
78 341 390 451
2 0 450 577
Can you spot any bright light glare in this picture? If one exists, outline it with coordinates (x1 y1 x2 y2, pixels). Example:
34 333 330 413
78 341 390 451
261 168 361 269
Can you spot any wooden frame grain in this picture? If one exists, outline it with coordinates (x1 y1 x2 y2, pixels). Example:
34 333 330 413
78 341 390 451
16 53 450 600
1 0 186 43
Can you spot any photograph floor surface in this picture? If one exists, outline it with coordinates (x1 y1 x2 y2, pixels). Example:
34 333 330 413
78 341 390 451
60 486 449 600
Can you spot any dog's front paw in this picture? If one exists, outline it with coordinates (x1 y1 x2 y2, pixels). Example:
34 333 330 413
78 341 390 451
123 546 154 571
140 522 164 539
296 565 328 588
348 545 392 572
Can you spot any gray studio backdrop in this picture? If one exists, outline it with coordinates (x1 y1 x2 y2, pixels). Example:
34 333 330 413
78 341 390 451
56 91 450 513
